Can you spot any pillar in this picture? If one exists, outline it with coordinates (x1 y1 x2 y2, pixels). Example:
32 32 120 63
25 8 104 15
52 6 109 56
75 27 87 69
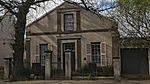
112 27 121 81
65 50 72 79
45 50 52 80
4 58 12 80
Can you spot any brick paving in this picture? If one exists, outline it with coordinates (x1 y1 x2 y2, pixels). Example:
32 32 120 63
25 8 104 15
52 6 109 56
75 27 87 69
1 80 150 84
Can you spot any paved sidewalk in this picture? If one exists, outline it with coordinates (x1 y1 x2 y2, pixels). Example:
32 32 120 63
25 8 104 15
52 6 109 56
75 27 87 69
1 80 150 84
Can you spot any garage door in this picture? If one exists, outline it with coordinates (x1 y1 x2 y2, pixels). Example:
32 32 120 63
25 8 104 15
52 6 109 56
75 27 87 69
121 48 149 75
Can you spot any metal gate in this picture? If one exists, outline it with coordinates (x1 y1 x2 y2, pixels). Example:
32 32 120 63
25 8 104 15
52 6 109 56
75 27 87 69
121 48 149 76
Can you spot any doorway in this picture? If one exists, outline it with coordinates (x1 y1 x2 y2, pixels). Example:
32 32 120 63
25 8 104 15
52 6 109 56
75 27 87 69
63 42 75 72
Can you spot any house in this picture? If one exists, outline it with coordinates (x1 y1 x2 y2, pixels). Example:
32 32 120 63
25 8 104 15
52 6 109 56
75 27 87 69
26 1 119 79
0 12 15 66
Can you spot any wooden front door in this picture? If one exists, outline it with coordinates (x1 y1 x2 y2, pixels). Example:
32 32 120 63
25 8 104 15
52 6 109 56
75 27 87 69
63 43 75 72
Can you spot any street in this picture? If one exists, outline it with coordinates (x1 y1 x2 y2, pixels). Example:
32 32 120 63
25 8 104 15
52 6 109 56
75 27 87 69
1 80 150 84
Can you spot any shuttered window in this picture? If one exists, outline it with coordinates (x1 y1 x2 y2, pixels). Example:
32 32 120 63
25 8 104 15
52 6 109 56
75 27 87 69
91 42 100 63
87 42 107 66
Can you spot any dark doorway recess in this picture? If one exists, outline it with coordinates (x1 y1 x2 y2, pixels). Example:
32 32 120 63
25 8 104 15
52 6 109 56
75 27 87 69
121 48 149 76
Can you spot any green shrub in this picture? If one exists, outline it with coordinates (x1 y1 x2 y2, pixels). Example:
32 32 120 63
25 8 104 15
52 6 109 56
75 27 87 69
8 67 33 81
18 67 32 79
96 66 114 76
72 63 114 76
72 63 97 76
51 68 64 76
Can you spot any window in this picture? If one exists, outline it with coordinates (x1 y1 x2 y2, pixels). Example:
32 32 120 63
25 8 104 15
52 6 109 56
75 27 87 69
91 42 100 63
39 44 48 66
64 14 74 31
63 42 75 52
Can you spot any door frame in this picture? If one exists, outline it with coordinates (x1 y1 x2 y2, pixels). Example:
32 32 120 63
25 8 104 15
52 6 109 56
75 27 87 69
63 42 75 72
61 40 78 71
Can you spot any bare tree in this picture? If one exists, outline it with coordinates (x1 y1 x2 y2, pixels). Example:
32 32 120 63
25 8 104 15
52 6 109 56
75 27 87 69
0 0 60 80
72 0 150 37
114 0 150 37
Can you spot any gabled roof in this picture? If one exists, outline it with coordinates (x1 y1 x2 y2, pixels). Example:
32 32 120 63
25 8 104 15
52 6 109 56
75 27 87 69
27 1 114 28
27 1 66 27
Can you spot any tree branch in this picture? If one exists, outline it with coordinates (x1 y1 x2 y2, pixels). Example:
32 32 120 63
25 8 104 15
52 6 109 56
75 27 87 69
80 0 88 10
98 5 118 12
31 0 50 5
0 0 17 15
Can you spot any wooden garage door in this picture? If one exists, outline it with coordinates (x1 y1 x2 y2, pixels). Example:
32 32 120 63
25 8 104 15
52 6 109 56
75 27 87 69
121 48 149 75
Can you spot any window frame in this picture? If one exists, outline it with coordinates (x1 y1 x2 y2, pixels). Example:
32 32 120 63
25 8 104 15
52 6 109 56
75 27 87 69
63 13 74 31
39 44 48 66
91 42 101 63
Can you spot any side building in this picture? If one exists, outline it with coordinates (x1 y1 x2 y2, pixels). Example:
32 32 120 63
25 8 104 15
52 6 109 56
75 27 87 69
0 13 15 66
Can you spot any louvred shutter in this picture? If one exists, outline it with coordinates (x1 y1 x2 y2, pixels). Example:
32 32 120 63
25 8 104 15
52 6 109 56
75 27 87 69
48 44 53 51
35 44 39 63
86 44 91 63
100 42 107 66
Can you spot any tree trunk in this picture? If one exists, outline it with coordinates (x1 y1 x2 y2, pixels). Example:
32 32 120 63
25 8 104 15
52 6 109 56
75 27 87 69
11 7 27 81
9 0 39 80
